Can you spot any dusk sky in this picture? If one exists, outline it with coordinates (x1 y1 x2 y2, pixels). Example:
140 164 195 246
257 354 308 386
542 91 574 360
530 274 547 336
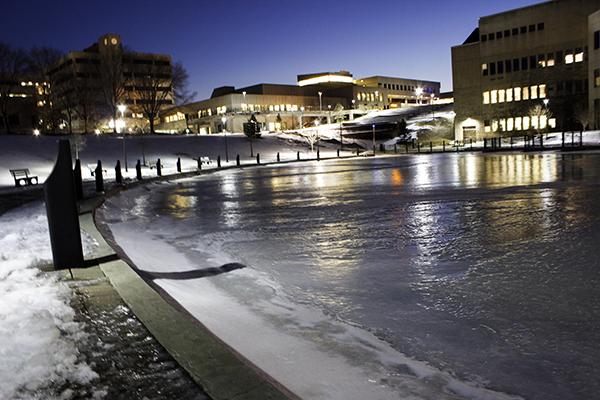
2 0 540 99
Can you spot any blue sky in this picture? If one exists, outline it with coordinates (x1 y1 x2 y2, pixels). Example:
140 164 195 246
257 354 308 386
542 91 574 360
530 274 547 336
1 0 540 98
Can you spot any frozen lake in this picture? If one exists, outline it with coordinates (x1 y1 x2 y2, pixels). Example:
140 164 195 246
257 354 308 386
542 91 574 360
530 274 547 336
99 152 600 400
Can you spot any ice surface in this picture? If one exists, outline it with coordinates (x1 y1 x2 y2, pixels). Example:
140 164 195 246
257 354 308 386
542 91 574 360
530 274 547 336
0 202 98 399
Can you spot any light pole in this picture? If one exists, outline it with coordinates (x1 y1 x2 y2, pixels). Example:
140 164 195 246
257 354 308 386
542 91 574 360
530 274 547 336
315 119 320 151
242 91 247 113
372 123 376 154
222 116 229 163
375 91 379 109
300 106 305 129
318 91 323 112
118 104 128 171
328 104 331 124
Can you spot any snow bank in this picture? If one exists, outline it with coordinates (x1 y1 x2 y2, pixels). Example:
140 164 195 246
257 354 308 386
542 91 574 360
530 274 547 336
0 202 98 399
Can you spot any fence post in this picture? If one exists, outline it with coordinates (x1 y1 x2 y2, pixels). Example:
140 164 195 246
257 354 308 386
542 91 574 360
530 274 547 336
277 152 281 162
470 138 473 150
394 143 397 154
417 143 421 154
405 143 409 154
510 136 513 149
115 160 122 184
580 131 583 147
95 160 104 192
236 154 240 166
484 138 487 150
337 149 340 158
317 149 321 161
442 141 446 152
136 159 142 180
561 132 565 148
176 157 182 173
156 158 162 176
257 153 260 164
430 141 433 153
73 159 83 200
217 155 221 168
540 135 544 149
357 148 360 156
297 151 300 161
571 132 575 147
197 157 202 170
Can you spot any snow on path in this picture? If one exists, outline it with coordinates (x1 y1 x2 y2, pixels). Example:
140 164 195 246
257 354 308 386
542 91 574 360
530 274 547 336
0 202 98 399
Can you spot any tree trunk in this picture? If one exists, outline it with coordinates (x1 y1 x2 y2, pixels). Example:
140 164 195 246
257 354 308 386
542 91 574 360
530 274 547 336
113 109 117 133
149 115 155 134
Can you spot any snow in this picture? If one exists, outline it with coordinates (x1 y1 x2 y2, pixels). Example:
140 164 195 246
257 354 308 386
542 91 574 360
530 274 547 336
0 133 346 189
0 201 98 399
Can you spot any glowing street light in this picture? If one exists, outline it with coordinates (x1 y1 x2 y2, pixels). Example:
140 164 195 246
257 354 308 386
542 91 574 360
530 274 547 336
33 129 40 136
318 91 323 112
543 99 550 107
415 87 423 105
242 91 247 112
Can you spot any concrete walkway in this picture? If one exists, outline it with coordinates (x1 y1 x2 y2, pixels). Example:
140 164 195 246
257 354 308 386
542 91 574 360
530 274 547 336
78 197 294 400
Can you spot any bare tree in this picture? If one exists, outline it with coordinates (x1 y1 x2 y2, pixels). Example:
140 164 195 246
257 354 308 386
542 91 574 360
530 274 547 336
0 43 28 133
172 61 196 106
128 61 173 133
529 104 553 135
574 106 589 131
74 79 99 134
304 128 319 151
97 48 127 133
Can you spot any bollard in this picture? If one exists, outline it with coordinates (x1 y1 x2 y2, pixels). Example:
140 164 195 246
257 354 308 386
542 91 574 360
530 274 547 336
372 145 376 156
484 138 488 150
217 155 221 168
115 160 122 184
297 151 300 161
156 158 162 176
356 148 360 156
337 149 340 158
317 149 320 161
430 141 433 153
405 143 409 154
443 141 446 152
197 157 202 170
540 135 544 149
136 159 142 180
417 143 421 154
277 152 280 162
394 144 397 154
498 137 502 149
73 159 83 200
561 132 565 148
580 131 583 147
43 140 84 270
176 157 182 173
256 153 260 164
470 138 473 150
510 136 514 149
571 132 575 147
95 160 104 192
236 154 240 166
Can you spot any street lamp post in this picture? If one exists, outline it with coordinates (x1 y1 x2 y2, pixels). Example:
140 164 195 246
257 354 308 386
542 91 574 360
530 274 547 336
242 91 247 114
372 123 376 154
222 116 229 163
118 104 128 171
315 119 320 151
318 91 323 112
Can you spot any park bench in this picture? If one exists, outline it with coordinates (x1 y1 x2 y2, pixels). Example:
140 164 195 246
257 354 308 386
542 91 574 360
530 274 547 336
198 156 212 165
87 164 107 177
10 169 38 187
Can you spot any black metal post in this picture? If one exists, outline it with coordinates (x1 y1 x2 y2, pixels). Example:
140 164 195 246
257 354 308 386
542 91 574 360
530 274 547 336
297 151 300 161
277 152 281 162
317 149 320 161
73 159 83 200
236 154 240 166
176 157 182 173
136 159 142 180
197 157 202 170
256 153 260 164
217 156 221 168
115 160 122 184
156 159 162 176
95 160 104 192
442 141 446 152
430 141 433 153
337 149 340 158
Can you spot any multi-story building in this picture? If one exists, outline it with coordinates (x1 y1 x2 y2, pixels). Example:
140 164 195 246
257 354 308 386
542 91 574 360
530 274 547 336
452 0 600 141
0 78 49 134
158 71 440 134
48 33 173 133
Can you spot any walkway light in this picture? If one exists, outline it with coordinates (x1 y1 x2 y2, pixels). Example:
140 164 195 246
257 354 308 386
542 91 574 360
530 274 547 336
33 129 40 136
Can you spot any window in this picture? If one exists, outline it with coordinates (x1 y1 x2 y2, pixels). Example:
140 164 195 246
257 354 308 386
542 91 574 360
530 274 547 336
557 81 564 94
523 116 530 130
537 22 544 31
504 30 510 37
512 28 519 35
484 121 491 133
483 91 490 104
523 86 530 100
482 34 488 42
556 50 563 64
530 85 538 99
500 118 506 132
515 117 523 131
529 24 536 32
497 31 503 39
538 54 546 68
520 26 527 34
489 32 495 40
506 60 512 73
547 53 555 67
595 31 600 50
514 87 522 101
491 90 498 104
507 88 513 102
492 120 499 132
575 48 584 62
522 57 528 70
549 118 556 128
540 114 547 129
531 115 539 130
530 55 537 69
595 69 600 87
498 89 506 103
513 58 520 72
565 50 574 64
490 62 496 75
497 61 504 74
482 63 488 76
539 84 547 98
507 117 514 131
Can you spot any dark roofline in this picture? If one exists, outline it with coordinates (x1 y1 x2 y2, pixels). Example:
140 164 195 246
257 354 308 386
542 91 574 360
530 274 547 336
480 0 554 21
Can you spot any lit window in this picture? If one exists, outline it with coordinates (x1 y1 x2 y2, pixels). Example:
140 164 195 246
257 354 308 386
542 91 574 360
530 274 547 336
565 51 574 64
492 120 499 132
575 50 584 63
507 118 514 131
549 118 556 128
539 84 547 98
483 91 490 104
515 117 522 130
523 116 530 130
514 87 522 101
506 88 513 102
491 90 498 104
482 63 488 76
531 116 539 130
484 121 491 132
523 86 530 100
500 118 506 131
530 85 538 99
540 115 547 129
547 53 555 67
498 89 506 103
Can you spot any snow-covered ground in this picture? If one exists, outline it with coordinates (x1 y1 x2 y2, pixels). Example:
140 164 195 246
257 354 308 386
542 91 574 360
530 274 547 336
0 202 99 399
0 133 353 189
